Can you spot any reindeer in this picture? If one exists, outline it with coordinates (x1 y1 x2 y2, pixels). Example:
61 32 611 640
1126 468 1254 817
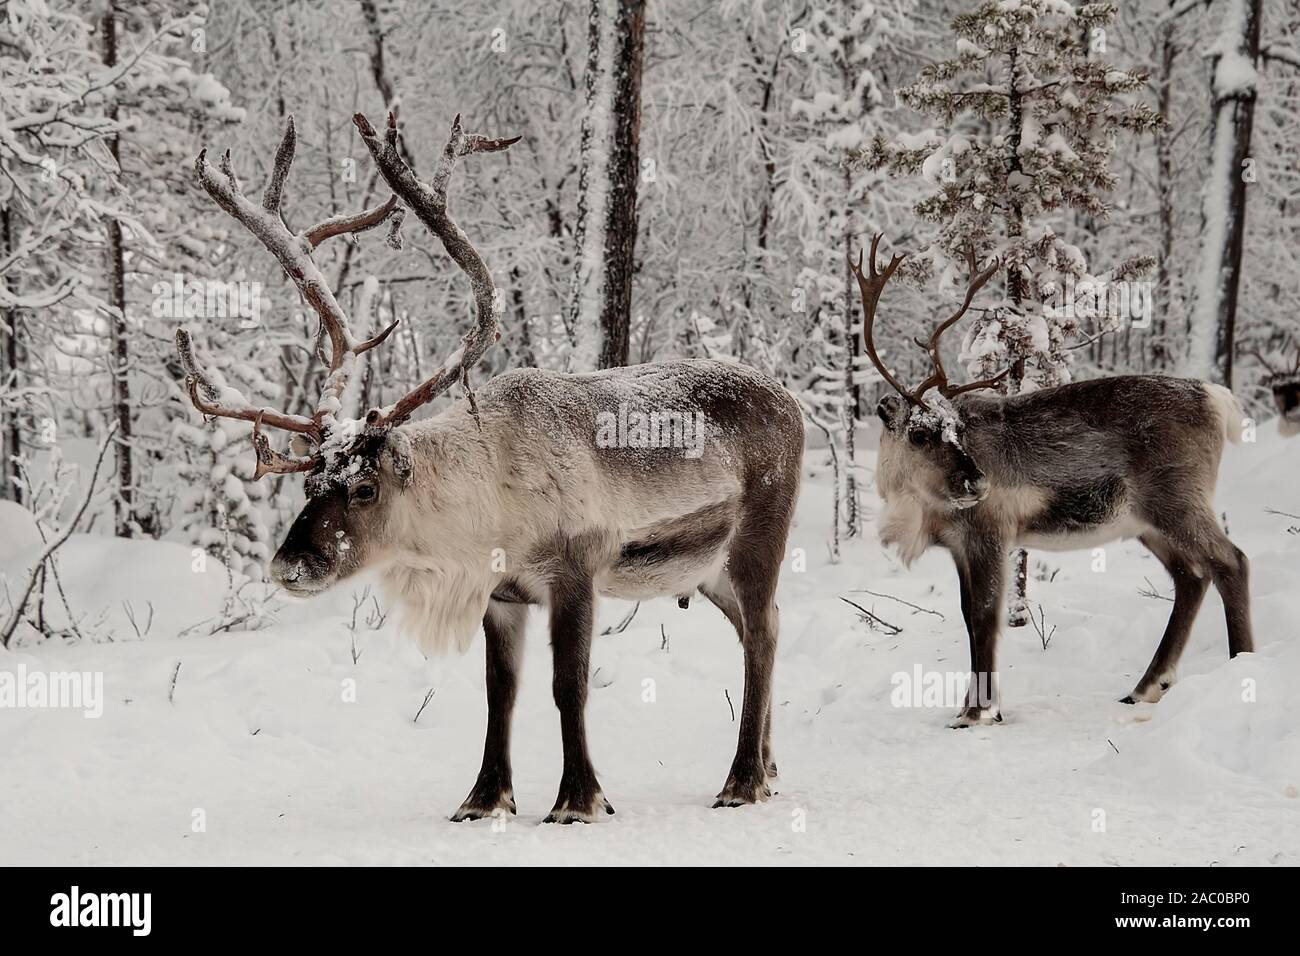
849 235 1252 726
1251 348 1300 437
175 111 803 822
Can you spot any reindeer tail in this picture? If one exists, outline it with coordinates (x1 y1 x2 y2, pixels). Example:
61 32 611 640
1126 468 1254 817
1204 383 1245 445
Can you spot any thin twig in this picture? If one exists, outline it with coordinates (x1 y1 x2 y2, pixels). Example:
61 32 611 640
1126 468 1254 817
848 588 944 620
168 662 182 704
839 596 903 635
1029 603 1058 650
724 688 735 722
601 601 640 636
413 687 436 724
1137 577 1173 602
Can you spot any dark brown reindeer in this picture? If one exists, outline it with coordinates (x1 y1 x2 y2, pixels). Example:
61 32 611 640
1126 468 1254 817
850 235 1252 726
176 111 803 821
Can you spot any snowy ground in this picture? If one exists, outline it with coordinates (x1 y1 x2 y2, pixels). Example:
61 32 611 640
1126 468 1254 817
1 422 1297 866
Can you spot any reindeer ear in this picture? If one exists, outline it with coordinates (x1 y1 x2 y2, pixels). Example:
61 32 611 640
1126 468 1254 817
877 395 908 432
381 430 414 487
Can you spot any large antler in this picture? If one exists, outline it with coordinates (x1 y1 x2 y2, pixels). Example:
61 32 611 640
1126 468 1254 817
848 235 1008 413
847 234 923 408
912 246 1006 403
353 111 519 429
177 115 403 477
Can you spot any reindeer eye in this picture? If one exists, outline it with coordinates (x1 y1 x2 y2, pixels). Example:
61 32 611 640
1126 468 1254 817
351 483 378 504
908 429 929 447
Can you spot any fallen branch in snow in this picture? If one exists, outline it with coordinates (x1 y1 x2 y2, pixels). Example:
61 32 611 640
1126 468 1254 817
724 688 735 722
1137 577 1173 602
659 623 669 652
600 601 640 635
1 422 117 649
848 588 944 621
839 596 903 636
168 662 182 704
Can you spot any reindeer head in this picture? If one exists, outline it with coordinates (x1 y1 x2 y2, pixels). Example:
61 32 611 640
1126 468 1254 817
177 111 517 594
849 235 1008 510
1253 348 1300 438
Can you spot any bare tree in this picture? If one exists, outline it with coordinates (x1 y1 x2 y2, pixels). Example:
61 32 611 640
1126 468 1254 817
1188 0 1263 386
568 0 646 370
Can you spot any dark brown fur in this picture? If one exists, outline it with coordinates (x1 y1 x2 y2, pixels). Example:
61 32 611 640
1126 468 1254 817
877 375 1252 724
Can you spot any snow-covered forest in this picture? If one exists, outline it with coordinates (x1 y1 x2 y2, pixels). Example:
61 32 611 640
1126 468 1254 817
2 0 1298 868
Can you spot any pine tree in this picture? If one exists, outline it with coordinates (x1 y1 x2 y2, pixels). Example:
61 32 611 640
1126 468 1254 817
861 0 1160 624
863 0 1160 390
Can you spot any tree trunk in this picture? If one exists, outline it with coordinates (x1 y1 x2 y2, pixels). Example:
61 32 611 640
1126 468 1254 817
1154 5 1178 369
1005 46 1030 627
568 0 646 370
1 207 21 504
102 6 135 537
1188 0 1262 387
841 167 860 538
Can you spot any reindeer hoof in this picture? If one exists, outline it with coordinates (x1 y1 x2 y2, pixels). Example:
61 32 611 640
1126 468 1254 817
948 707 1002 729
1123 678 1173 705
543 791 613 824
713 774 772 808
450 789 516 822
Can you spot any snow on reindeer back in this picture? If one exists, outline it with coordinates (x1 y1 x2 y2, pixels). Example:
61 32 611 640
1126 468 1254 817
474 358 795 469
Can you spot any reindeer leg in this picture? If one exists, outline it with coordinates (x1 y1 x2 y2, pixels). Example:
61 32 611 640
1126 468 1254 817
1152 507 1253 666
1207 535 1253 658
950 537 1004 728
544 571 612 824
703 571 779 781
1123 533 1209 704
452 600 526 821
956 556 975 664
713 548 779 808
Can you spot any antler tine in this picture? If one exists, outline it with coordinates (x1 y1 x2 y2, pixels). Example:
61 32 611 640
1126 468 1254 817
914 246 1003 403
848 234 924 410
945 367 1013 397
354 110 519 428
251 413 318 479
262 115 296 213
1249 348 1281 377
176 329 318 436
